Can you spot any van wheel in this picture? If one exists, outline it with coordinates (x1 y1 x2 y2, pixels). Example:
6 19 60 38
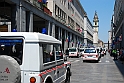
0 55 21 83
65 71 70 83
96 60 99 63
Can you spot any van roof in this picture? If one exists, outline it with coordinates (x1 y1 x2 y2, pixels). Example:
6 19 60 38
0 32 61 44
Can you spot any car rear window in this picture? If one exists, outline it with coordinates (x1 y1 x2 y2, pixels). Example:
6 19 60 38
69 48 76 52
84 49 96 53
0 39 23 65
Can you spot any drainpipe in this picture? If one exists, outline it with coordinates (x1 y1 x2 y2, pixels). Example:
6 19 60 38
19 0 22 32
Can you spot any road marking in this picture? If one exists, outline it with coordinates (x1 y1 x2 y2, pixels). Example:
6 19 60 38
74 60 80 62
69 60 73 61
106 60 109 62
69 60 80 63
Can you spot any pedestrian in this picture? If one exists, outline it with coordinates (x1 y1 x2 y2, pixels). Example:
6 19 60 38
118 47 124 64
110 49 113 57
117 49 119 59
118 48 122 59
121 48 124 63
112 49 117 60
0 45 6 55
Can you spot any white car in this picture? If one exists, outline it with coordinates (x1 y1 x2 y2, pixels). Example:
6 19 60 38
68 47 79 58
81 48 100 62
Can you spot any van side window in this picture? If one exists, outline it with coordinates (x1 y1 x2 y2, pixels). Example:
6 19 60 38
42 44 55 63
54 44 63 60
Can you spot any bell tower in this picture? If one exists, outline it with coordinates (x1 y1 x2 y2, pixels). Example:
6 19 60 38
93 11 99 47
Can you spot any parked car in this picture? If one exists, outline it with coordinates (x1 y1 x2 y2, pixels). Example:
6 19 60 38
81 48 100 62
101 48 106 57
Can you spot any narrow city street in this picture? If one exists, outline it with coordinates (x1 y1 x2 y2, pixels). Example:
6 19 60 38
69 52 124 83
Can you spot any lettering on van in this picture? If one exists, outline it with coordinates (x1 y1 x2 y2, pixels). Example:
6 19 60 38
0 68 10 81
0 75 8 81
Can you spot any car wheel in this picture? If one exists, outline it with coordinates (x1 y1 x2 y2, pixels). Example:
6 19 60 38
96 60 99 63
83 60 85 62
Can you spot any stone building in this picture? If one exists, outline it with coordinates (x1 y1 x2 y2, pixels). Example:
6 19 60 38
93 11 99 47
0 0 94 52
112 0 124 49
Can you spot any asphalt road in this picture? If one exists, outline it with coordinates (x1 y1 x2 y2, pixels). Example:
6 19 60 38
68 52 124 83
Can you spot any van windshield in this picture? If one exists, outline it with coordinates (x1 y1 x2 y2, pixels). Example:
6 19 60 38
0 39 23 65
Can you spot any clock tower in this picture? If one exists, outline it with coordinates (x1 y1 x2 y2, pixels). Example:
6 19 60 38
93 11 99 47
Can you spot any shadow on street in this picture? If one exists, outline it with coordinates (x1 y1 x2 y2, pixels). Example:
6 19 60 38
113 59 124 77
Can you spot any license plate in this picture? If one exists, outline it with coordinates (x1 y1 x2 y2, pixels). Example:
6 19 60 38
88 55 92 57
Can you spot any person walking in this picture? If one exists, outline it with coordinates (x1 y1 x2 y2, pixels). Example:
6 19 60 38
118 47 124 63
112 49 117 60
110 49 113 57
117 49 119 59
121 48 124 63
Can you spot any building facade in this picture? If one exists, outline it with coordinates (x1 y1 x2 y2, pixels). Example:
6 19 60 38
0 0 94 52
112 0 124 49
108 30 112 49
84 14 93 47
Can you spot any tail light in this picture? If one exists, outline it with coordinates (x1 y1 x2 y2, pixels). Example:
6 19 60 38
82 54 84 57
96 55 98 57
30 77 36 83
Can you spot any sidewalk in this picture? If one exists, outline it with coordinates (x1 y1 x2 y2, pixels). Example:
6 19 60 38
109 53 124 77
108 51 123 63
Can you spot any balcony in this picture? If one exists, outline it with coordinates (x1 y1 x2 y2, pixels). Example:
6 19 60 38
43 6 52 16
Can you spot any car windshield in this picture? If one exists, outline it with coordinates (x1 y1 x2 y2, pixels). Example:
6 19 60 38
84 49 96 53
0 38 23 65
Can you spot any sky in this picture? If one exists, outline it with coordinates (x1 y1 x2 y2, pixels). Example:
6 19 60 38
80 0 115 43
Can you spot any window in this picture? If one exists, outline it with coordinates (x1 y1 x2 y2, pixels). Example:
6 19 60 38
69 48 77 52
42 43 55 63
54 44 63 60
0 38 23 65
84 49 96 53
41 43 63 63
60 0 66 5
55 5 58 16
95 22 97 25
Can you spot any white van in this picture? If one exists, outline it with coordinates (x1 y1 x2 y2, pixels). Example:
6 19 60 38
0 32 71 83
68 47 79 58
